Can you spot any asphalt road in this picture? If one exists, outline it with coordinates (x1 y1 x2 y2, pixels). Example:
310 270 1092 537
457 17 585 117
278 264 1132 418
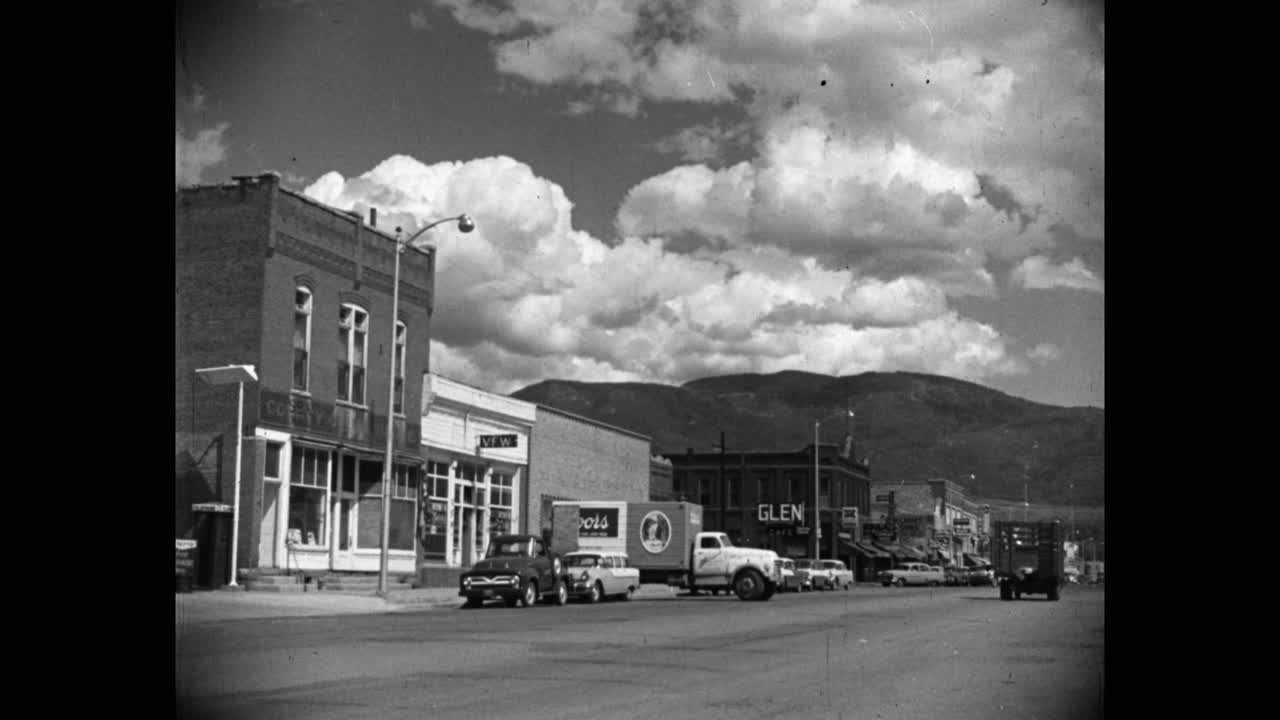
176 584 1105 720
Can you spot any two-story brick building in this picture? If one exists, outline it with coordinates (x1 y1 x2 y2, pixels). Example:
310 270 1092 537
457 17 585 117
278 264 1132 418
177 173 439 582
666 444 872 575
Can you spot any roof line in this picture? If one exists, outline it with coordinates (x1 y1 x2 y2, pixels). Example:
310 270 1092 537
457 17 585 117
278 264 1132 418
534 404 652 442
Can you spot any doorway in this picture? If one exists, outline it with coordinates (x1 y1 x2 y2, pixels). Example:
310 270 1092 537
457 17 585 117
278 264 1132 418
331 454 359 570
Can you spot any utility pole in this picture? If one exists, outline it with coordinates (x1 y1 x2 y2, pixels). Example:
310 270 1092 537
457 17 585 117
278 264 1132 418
813 420 821 560
719 430 726 536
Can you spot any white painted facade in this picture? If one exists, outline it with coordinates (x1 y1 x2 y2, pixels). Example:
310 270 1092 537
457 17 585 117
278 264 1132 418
419 374 536 569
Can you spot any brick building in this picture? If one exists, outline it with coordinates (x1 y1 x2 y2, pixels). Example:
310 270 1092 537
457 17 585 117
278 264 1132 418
176 174 436 582
666 444 872 575
527 406 653 537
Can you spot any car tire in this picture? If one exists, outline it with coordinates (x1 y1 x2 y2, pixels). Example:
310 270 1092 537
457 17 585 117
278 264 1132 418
520 579 538 608
1048 587 1060 602
895 578 906 587
734 569 766 601
587 582 602 604
552 580 568 606
621 586 634 601
464 597 484 609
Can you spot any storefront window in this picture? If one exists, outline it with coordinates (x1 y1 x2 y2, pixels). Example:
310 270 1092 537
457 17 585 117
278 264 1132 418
420 461 450 558
288 446 329 546
389 464 417 551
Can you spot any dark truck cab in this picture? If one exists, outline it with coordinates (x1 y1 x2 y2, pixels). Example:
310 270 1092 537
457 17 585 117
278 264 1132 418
458 534 570 608
992 521 1065 601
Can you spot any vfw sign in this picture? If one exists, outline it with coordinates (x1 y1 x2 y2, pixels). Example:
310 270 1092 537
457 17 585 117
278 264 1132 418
758 503 805 523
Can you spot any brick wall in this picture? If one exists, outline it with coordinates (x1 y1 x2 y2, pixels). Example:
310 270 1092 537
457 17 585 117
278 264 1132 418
176 181 271 543
527 408 651 532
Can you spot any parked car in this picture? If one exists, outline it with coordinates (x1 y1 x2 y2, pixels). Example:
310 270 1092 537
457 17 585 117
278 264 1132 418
778 558 809 592
563 551 640 603
820 560 853 590
880 562 944 587
968 566 996 586
793 559 829 591
944 566 968 586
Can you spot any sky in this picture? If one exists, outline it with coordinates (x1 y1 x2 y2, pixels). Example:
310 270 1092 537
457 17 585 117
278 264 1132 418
176 0 1104 408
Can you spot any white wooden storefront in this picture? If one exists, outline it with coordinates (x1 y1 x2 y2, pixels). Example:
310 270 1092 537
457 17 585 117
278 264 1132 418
420 374 536 568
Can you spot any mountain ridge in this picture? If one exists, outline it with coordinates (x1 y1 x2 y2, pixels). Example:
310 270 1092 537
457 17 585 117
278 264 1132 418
511 370 1104 507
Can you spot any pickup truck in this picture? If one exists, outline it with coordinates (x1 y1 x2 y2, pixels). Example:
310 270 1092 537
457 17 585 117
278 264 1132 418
880 562 944 587
458 534 571 608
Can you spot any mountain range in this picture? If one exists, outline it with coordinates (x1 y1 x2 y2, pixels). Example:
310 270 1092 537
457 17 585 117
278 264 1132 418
511 371 1104 507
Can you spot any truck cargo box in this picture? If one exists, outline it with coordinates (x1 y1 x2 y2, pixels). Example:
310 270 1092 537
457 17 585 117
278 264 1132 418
991 520 1065 600
549 501 702 573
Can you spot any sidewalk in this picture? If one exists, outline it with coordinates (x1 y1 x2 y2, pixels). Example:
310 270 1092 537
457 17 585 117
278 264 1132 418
175 584 682 625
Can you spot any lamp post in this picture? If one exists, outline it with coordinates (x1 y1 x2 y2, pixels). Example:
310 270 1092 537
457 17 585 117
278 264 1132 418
195 364 258 587
379 213 474 595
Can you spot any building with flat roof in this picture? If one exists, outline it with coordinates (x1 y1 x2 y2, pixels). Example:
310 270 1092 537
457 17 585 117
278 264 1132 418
666 444 872 575
177 173 436 582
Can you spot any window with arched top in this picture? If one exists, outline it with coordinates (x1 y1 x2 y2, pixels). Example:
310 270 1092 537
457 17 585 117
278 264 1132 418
338 303 368 405
292 288 312 391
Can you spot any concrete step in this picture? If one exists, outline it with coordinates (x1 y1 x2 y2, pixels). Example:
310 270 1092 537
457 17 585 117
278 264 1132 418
246 582 306 593
245 575 304 586
319 583 413 595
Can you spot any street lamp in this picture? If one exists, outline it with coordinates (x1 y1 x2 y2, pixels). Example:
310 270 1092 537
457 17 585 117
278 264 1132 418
195 364 258 587
379 213 474 595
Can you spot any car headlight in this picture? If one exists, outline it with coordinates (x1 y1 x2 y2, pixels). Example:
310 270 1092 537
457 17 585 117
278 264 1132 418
580 571 590 582
462 577 472 588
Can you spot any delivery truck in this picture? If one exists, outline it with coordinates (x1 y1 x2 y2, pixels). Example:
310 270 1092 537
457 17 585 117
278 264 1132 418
991 520 1065 601
549 501 783 601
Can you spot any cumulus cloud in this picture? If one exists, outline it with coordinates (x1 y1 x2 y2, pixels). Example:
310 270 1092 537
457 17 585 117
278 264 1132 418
437 0 1103 259
1011 256 1103 293
652 119 752 163
1027 343 1061 364
305 154 1029 392
175 122 229 187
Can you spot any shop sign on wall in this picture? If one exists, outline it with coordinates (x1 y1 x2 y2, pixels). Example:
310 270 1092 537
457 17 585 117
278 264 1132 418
478 434 518 449
175 539 197 579
840 506 859 528
758 503 804 524
579 507 619 537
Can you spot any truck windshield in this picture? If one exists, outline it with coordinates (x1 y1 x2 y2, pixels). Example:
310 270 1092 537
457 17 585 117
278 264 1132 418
487 540 531 558
565 555 600 567
717 534 734 547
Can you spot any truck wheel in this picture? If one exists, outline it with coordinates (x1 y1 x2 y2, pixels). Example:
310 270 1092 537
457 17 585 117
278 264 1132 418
464 597 484 609
999 582 1012 601
734 569 765 601
520 580 538 608
552 580 568 606
895 578 906 587
760 585 776 601
1048 587 1060 602
587 581 603 604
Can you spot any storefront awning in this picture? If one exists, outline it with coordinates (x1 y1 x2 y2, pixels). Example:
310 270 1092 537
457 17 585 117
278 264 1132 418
897 545 928 561
936 548 953 561
844 541 890 559
963 553 990 567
